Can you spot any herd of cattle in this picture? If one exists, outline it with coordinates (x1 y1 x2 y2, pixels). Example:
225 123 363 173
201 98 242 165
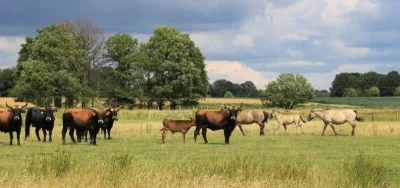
0 103 364 145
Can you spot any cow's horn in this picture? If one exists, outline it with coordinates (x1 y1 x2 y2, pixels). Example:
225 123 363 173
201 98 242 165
5 102 12 109
21 102 28 108
117 105 124 111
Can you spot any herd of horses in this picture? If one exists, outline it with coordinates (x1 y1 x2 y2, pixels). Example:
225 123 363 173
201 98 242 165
0 102 364 145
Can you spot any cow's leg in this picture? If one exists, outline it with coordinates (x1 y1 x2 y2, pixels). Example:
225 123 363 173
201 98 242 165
201 128 208 144
62 126 68 144
9 131 13 145
258 122 265 136
69 128 76 143
194 126 201 143
102 127 106 139
321 123 329 136
107 128 111 139
224 128 232 144
49 129 53 142
35 127 41 141
89 129 97 145
182 131 186 143
162 129 167 144
328 123 338 135
16 129 21 145
42 129 47 142
237 123 245 136
84 130 88 142
348 121 356 136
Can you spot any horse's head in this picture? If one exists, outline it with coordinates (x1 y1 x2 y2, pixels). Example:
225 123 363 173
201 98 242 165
269 110 276 119
307 109 316 121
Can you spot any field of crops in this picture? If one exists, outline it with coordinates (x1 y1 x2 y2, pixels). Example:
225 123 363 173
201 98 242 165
311 97 400 108
0 108 399 187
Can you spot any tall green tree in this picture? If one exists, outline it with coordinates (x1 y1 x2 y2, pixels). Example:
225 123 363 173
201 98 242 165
0 68 15 97
365 86 380 97
104 33 141 105
379 71 400 96
262 73 315 109
330 73 361 97
138 26 209 110
13 23 83 107
212 79 236 97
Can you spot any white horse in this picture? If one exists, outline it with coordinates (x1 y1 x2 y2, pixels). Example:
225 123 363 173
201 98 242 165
307 109 364 136
270 110 307 135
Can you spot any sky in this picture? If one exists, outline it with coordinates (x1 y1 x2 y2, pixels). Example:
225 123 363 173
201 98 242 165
0 0 399 90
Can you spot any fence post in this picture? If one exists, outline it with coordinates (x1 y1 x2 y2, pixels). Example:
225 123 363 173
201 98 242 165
397 111 398 122
372 112 374 122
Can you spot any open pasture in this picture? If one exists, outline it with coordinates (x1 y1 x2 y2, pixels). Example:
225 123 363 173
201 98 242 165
0 109 399 187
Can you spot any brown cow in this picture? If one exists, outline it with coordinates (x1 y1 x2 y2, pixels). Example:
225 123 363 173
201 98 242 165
0 103 28 145
160 118 196 143
194 106 240 144
62 108 109 145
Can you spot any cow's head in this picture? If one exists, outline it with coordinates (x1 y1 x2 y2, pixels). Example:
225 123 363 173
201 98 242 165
42 107 57 122
108 106 123 121
6 102 28 121
189 117 196 126
224 104 242 121
88 107 108 125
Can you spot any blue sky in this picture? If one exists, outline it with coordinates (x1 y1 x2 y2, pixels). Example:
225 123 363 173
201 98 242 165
0 0 399 90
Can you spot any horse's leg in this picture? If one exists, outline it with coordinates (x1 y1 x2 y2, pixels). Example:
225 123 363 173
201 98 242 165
299 124 304 135
258 122 265 136
274 123 281 136
237 123 245 136
322 123 328 136
283 124 288 135
349 121 356 136
201 127 208 144
295 122 299 135
328 124 338 135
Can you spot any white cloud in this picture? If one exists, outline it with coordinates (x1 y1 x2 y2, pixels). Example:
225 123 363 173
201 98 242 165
328 40 371 58
0 37 25 53
232 34 253 47
311 39 323 45
286 49 303 57
190 32 228 53
281 33 308 41
206 60 274 89
267 61 326 67
335 63 380 73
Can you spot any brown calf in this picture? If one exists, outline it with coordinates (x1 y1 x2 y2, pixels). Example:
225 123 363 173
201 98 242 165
161 118 196 143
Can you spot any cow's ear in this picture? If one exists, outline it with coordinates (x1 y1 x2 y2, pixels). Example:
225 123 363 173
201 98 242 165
53 108 58 113
40 111 44 114
91 112 96 116
106 111 110 115
21 109 26 113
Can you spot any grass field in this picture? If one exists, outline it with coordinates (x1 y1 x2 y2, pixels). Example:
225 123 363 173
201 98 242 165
0 109 399 188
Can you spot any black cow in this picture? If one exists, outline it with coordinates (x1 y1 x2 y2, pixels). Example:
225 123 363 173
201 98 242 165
62 108 109 145
25 107 58 142
194 106 240 144
0 103 27 145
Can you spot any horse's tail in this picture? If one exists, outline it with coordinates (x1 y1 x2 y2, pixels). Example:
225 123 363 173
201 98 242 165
300 115 307 123
160 128 164 131
25 108 32 138
354 110 365 122
262 111 269 123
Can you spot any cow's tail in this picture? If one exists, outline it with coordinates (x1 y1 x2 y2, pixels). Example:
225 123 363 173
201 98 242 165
354 110 365 122
300 115 307 123
262 111 269 124
25 108 32 138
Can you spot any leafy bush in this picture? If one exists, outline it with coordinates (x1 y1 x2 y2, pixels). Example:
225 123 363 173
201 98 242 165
224 91 234 98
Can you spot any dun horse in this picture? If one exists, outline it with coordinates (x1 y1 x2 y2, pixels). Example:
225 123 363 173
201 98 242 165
307 109 364 136
270 110 307 135
222 104 269 136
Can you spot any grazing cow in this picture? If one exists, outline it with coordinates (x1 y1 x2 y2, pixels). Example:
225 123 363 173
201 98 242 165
0 103 27 145
160 118 196 143
307 109 364 136
270 110 307 135
194 106 240 144
222 105 269 136
62 108 109 145
25 107 57 142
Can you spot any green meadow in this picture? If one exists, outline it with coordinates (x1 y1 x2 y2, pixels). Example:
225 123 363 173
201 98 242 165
0 109 399 188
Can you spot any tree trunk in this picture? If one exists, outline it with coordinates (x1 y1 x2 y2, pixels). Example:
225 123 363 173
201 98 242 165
54 96 62 108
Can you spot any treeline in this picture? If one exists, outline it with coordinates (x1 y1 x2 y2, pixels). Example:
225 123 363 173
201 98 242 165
330 71 400 97
1 18 209 110
209 79 260 98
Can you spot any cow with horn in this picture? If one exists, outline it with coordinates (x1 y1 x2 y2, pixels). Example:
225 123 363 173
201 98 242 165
0 102 28 145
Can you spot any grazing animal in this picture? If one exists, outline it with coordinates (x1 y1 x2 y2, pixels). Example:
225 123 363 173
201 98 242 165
62 108 109 145
0 103 27 145
194 106 240 144
25 107 58 142
160 118 196 143
222 105 269 136
307 109 364 136
270 110 307 135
